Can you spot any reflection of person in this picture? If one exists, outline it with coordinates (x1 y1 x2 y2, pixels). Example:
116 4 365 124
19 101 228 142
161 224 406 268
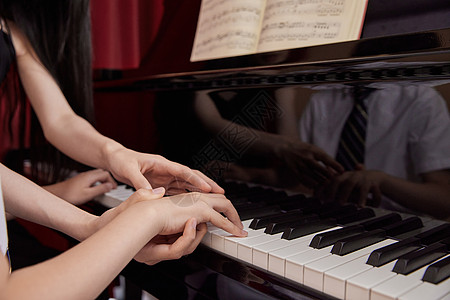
0 163 246 299
299 83 450 219
194 88 343 190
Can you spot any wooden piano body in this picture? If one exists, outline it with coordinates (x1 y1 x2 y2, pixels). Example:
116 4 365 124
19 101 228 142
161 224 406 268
93 1 450 299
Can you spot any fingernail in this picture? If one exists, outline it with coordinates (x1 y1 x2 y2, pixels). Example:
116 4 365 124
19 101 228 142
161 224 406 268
105 183 113 190
152 187 165 194
191 219 197 229
241 229 248 236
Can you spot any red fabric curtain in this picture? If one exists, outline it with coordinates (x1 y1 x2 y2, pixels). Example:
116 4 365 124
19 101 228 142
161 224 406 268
90 0 165 70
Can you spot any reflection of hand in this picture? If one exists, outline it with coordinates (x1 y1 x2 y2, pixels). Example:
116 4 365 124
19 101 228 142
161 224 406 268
319 165 384 206
43 169 117 205
106 148 224 194
274 138 344 188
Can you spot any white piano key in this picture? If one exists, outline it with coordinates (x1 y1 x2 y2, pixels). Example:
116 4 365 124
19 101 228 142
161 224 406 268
223 227 266 257
210 220 255 251
323 256 372 299
439 292 450 300
237 232 284 262
252 236 306 270
96 185 133 207
285 246 333 284
371 265 434 300
304 239 396 292
267 226 341 277
346 261 397 300
398 277 450 300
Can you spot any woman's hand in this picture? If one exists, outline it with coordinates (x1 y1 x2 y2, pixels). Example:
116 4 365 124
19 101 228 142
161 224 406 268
43 169 117 205
105 149 224 195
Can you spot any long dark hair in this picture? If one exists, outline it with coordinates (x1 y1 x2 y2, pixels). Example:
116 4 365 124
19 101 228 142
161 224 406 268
0 0 94 183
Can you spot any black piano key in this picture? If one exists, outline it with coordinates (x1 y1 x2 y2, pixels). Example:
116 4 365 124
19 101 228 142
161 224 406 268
422 255 450 284
309 225 365 249
415 223 450 245
384 217 423 237
318 204 357 218
249 210 303 230
393 242 448 275
359 213 402 231
332 217 424 256
331 228 386 256
335 207 375 225
281 218 337 240
279 197 320 211
366 237 422 267
264 215 319 234
238 205 281 221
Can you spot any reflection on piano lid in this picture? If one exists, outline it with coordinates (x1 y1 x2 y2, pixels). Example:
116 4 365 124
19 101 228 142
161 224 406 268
95 182 450 300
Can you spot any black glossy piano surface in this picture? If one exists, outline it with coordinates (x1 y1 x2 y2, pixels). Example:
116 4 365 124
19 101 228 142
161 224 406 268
93 1 450 299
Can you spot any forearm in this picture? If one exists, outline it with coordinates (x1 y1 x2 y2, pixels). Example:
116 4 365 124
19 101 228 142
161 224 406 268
1 202 159 300
380 174 450 219
1 164 94 241
15 40 126 171
41 115 125 171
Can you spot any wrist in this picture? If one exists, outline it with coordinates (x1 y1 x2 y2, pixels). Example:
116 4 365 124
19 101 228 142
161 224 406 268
101 139 126 170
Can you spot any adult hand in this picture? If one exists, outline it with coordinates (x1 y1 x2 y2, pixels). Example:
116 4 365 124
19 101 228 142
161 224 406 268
319 165 384 206
274 137 344 188
106 149 224 194
43 169 117 205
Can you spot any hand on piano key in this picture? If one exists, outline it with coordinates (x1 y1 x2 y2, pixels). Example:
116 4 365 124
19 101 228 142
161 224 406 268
96 182 450 299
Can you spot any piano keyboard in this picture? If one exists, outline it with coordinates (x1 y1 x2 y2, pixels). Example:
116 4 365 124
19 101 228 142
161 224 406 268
95 183 450 300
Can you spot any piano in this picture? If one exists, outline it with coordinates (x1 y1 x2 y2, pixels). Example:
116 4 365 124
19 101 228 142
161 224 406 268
93 1 450 299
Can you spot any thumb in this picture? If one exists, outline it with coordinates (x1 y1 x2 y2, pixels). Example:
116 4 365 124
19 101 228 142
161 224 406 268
128 172 153 190
119 187 166 211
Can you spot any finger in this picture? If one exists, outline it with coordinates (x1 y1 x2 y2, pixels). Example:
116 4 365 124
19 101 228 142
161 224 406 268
336 176 356 205
157 218 199 260
371 186 382 207
85 182 114 199
313 151 345 174
303 159 331 180
358 183 371 207
204 194 244 230
119 188 165 211
192 170 225 194
178 169 217 193
90 169 118 188
206 208 247 237
128 171 153 190
326 174 344 201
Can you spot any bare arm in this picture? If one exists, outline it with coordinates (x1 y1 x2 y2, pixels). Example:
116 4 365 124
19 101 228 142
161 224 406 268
0 163 246 300
7 21 223 193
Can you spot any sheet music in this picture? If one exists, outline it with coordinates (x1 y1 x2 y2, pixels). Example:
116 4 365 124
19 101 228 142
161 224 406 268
257 0 363 52
191 0 367 61
191 0 266 61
